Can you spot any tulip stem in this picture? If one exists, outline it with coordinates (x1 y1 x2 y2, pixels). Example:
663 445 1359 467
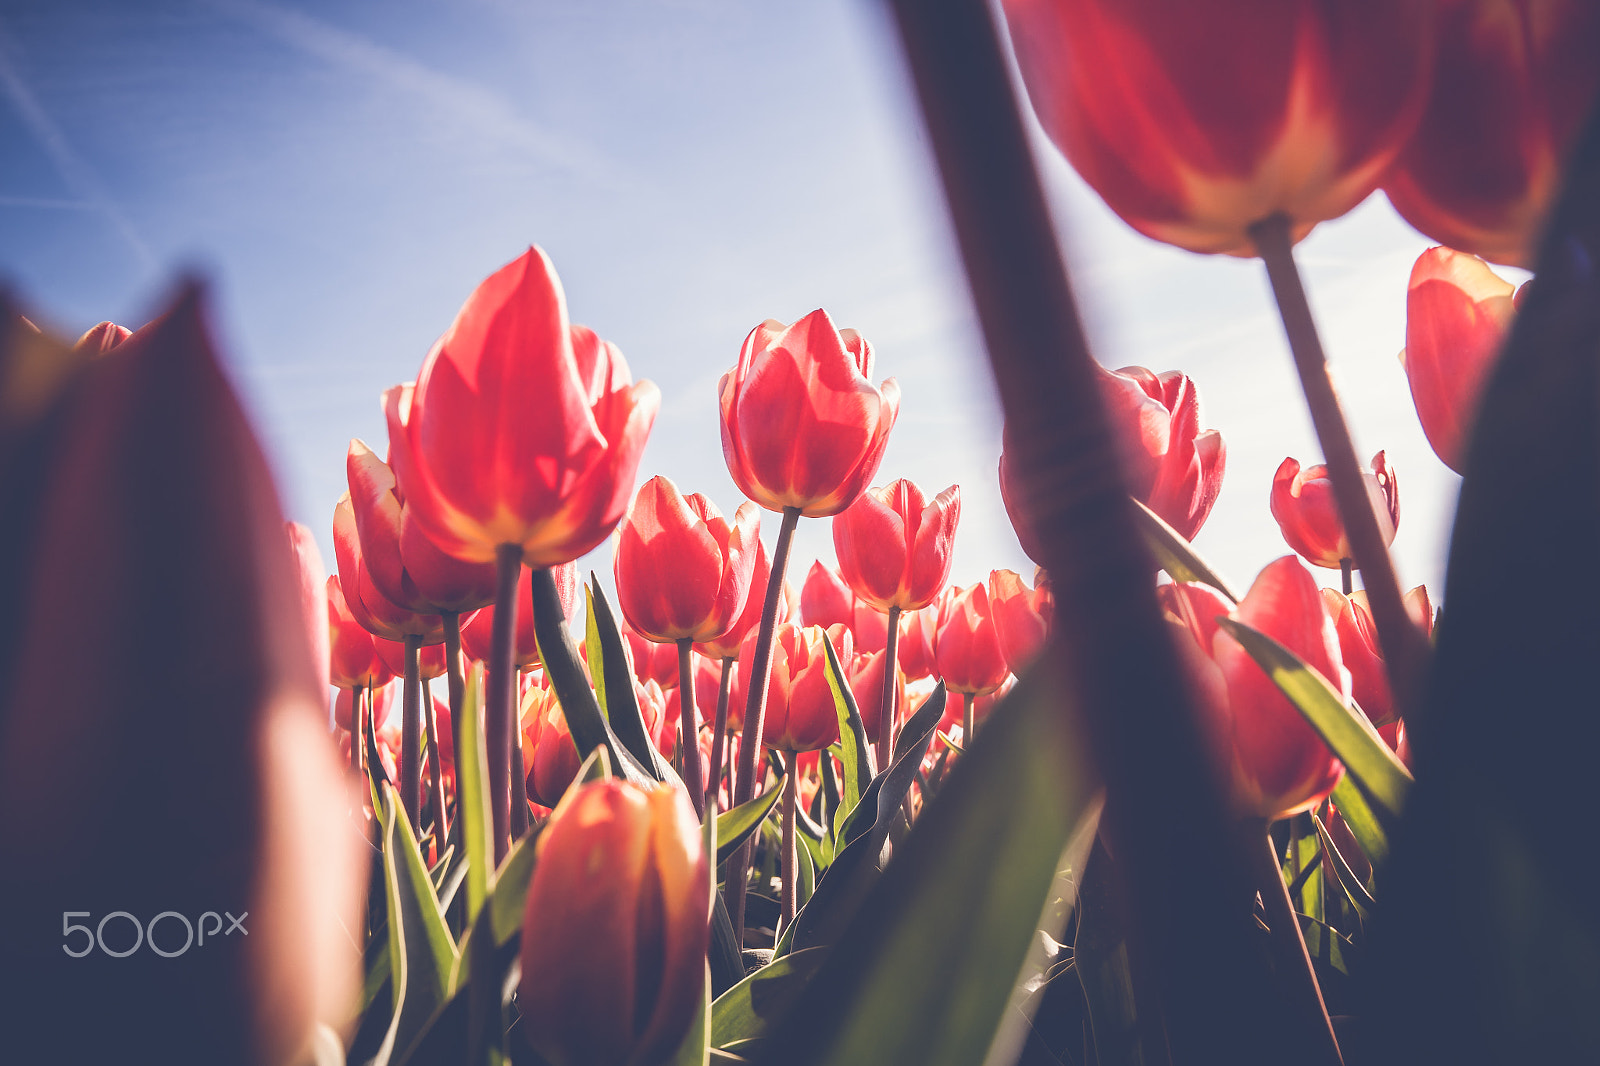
879 606 902 768
1252 821 1344 1066
728 505 803 946
708 656 734 814
780 748 798 932
1339 559 1353 596
677 639 705 820
350 686 363 776
402 633 423 839
1252 213 1429 718
423 672 447 863
488 544 522 866
443 612 467 834
510 677 531 842
961 691 973 745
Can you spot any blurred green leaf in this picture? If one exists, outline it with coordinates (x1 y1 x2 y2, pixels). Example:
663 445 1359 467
1131 497 1241 603
762 668 1099 1066
821 637 872 841
708 946 829 1050
1330 774 1389 870
1286 817 1323 925
458 662 494 925
491 830 539 948
716 779 785 867
1312 813 1373 920
672 808 718 1066
1217 617 1412 821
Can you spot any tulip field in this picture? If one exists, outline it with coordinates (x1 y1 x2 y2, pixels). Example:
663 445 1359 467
3 2 1599 1065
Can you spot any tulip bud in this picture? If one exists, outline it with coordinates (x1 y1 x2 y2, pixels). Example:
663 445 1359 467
719 309 900 517
1401 247 1520 473
73 320 132 354
1001 0 1434 255
518 778 710 1066
849 648 907 743
521 682 581 809
1383 1 1600 267
896 598 944 681
728 622 851 752
1270 452 1399 569
832 479 960 612
402 247 660 566
934 581 1010 697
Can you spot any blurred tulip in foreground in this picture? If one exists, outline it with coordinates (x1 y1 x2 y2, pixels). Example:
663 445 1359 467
719 309 899 517
1402 246 1521 473
1382 0 1600 267
287 522 331 696
519 778 709 1066
401 247 660 566
1161 556 1349 819
1270 452 1399 570
832 478 960 612
1001 0 1433 255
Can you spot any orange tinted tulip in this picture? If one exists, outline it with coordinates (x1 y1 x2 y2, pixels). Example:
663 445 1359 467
832 479 960 612
988 568 1053 676
1162 556 1349 819
401 247 660 565
616 476 761 643
521 682 581 809
1002 0 1434 255
518 778 709 1066
1270 452 1399 569
719 309 899 517
934 582 1010 697
729 622 852 752
1401 246 1521 473
1383 1 1600 267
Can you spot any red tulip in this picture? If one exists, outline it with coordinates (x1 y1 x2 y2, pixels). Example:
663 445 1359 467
729 623 852 752
1270 451 1399 569
615 476 761 643
73 320 131 354
896 598 944 681
1161 556 1349 819
719 309 900 517
459 560 581 667
334 676 399 734
346 429 496 613
286 522 331 697
696 535 783 660
832 479 961 613
623 622 680 687
518 778 709 1066
327 575 392 692
332 494 444 643
374 635 450 681
849 649 907 745
1382 1 1600 267
799 560 890 653
1401 247 1521 473
934 582 1010 697
400 247 660 566
1320 585 1434 738
988 568 1053 676
1001 0 1434 255
1001 366 1225 554
521 682 581 809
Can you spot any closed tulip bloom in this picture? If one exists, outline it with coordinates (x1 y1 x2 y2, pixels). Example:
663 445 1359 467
897 598 944 681
287 522 331 697
1382 1 1600 267
719 309 900 517
849 649 907 745
401 247 660 566
697 535 782 660
616 477 761 643
1320 585 1434 739
518 778 709 1066
332 494 444 643
327 575 393 692
1270 452 1399 569
521 684 582 809
1001 0 1434 255
833 479 960 612
1162 556 1349 819
798 560 889 653
988 568 1053 676
1401 247 1521 473
346 432 496 613
935 582 1010 697
459 561 580 667
729 623 852 752
623 623 680 687
73 320 132 354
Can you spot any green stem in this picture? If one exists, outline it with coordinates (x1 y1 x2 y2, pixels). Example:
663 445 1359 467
401 633 423 838
727 505 802 946
1252 214 1428 719
780 748 798 932
708 656 733 814
443 612 466 833
487 545 522 865
510 675 530 841
423 668 447 862
678 638 705 820
1340 559 1353 597
961 691 973 744
878 605 902 770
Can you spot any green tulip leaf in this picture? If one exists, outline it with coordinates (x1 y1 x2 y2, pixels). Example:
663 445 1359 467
716 779 786 867
491 829 540 948
671 804 718 1066
586 575 680 784
1330 773 1390 871
1131 497 1242 603
1216 616 1412 821
457 662 494 925
708 946 829 1050
1312 812 1374 921
821 635 873 841
760 666 1100 1066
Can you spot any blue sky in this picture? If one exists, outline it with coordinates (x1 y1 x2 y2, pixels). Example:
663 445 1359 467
1 0 1504 604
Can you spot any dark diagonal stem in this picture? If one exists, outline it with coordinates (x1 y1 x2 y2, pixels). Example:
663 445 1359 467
727 505 802 945
1251 214 1429 718
678 638 705 820
488 544 522 865
1252 822 1344 1066
443 612 466 831
401 633 422 838
708 656 734 814
510 677 530 841
878 605 901 767
423 669 446 862
780 748 798 931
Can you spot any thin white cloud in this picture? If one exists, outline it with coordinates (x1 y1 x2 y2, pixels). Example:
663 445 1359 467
208 0 631 195
0 21 156 269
